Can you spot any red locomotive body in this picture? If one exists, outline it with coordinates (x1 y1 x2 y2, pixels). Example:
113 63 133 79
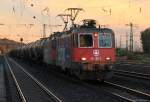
43 20 116 80
10 19 116 80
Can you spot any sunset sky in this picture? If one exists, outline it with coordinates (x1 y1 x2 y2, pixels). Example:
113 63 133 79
0 0 150 50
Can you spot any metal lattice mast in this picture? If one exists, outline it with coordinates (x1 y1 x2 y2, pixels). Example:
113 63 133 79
43 24 46 38
126 32 128 51
126 22 136 52
130 23 133 52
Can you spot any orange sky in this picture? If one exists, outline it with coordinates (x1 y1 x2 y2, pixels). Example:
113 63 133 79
0 0 149 51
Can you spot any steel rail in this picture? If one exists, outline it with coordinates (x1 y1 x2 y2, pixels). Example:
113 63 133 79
5 57 27 102
108 92 135 102
113 70 150 80
104 81 150 100
9 57 62 102
99 81 135 102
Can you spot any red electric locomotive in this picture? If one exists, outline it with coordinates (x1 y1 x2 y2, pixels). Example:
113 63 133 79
43 19 116 80
10 19 116 80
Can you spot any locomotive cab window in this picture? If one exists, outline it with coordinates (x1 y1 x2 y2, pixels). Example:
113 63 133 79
79 34 93 47
99 33 112 48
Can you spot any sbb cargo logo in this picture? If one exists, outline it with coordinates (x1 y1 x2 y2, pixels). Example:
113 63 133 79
93 49 99 56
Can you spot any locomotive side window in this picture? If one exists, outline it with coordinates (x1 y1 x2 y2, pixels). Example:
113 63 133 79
79 34 93 47
99 33 112 48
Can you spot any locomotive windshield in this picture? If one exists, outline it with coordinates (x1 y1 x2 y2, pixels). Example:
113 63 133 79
99 33 112 48
79 34 93 47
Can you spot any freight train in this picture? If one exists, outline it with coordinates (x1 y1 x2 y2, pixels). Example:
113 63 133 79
10 19 116 80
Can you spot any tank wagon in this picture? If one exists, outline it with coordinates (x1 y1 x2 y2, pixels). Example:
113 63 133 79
10 19 116 80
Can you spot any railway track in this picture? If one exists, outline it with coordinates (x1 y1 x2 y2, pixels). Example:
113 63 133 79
53 68 150 102
103 81 150 102
5 56 62 102
113 69 150 80
6 56 150 102
11 57 140 102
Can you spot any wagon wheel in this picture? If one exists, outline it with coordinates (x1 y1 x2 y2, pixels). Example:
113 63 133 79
74 68 84 79
74 69 80 76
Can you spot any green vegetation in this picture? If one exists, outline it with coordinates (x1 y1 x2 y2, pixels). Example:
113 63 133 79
127 52 142 60
116 48 128 57
116 48 150 64
141 28 150 54
116 48 136 60
128 53 150 63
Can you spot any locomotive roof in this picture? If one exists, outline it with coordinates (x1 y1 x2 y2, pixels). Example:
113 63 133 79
51 19 114 38
52 27 114 36
72 27 114 34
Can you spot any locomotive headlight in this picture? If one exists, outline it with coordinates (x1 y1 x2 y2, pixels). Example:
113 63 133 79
106 57 111 60
81 57 87 61
94 32 98 37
